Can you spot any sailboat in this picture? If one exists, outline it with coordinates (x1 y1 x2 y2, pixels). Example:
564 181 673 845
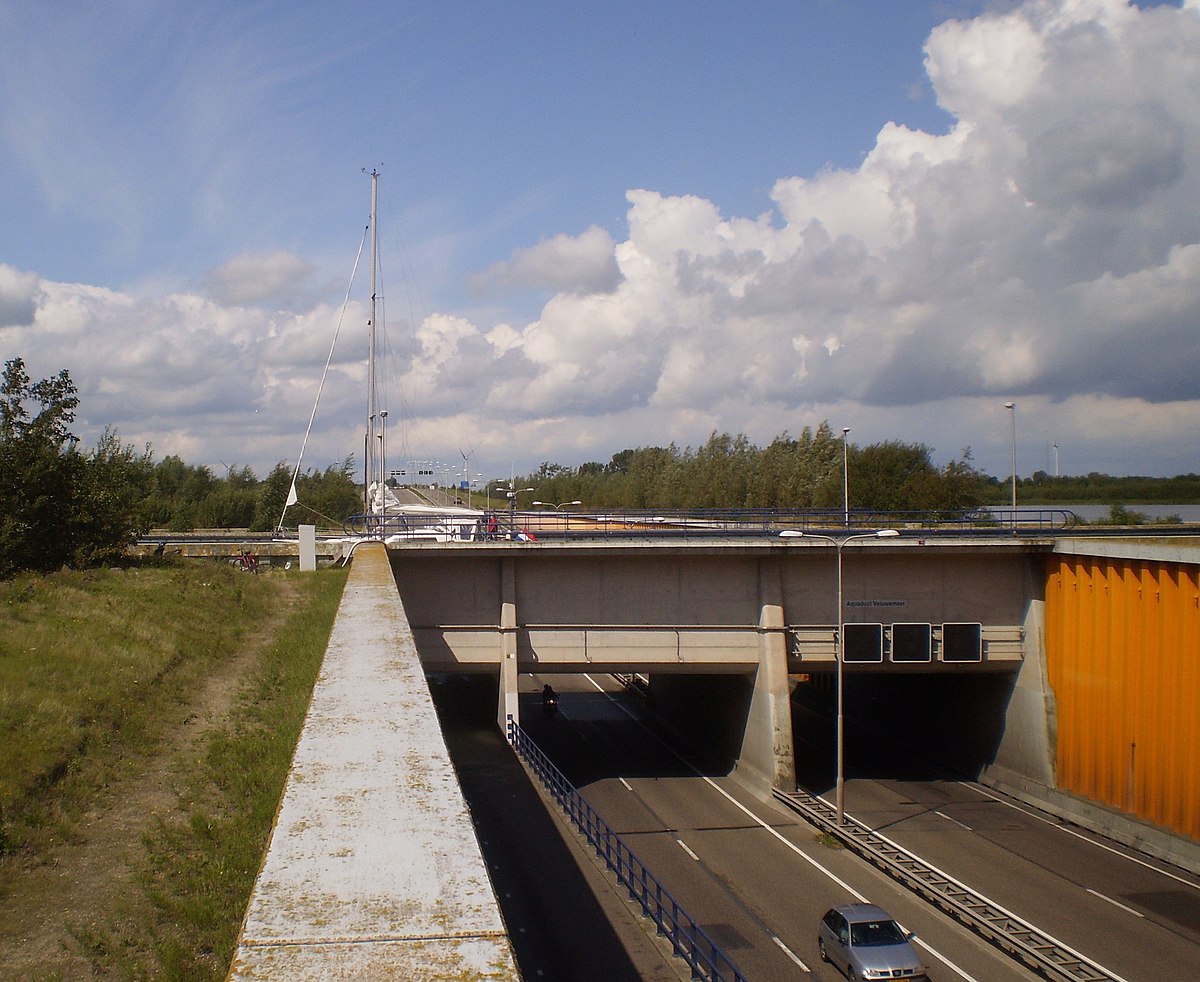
280 170 485 542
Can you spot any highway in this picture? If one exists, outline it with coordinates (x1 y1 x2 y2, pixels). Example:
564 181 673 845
506 674 1200 981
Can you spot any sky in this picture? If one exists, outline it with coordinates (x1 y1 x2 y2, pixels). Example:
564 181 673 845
2 0 1199 489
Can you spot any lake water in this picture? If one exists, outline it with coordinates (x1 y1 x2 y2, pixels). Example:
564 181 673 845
997 504 1200 523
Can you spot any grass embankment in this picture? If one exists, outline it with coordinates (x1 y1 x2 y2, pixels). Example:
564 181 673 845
0 559 347 980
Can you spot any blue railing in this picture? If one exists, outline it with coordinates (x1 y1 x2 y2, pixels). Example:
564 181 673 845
506 716 749 982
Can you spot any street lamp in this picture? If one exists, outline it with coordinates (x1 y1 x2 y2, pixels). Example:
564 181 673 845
1005 402 1017 511
779 528 900 825
506 486 534 515
532 500 582 511
841 427 851 527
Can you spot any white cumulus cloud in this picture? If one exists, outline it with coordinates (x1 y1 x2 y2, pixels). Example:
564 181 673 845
206 251 316 307
472 226 621 296
6 0 1200 480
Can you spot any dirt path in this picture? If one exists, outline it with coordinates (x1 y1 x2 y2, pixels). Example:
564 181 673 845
0 577 302 980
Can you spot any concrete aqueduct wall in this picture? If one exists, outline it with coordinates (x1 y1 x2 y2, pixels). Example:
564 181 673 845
391 537 1051 794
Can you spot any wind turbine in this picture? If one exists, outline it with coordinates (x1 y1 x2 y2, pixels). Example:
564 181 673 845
459 448 474 500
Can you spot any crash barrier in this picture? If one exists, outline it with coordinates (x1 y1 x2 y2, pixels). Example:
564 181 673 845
506 716 748 982
773 787 1116 982
339 506 1083 542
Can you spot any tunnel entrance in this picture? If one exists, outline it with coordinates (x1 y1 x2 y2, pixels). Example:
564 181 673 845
427 666 1018 804
790 671 1016 794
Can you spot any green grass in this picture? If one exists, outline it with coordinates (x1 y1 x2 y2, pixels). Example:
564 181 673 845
0 562 267 851
141 569 345 978
0 558 347 979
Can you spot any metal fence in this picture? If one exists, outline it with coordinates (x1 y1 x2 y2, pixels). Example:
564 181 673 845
338 506 1081 542
506 716 749 982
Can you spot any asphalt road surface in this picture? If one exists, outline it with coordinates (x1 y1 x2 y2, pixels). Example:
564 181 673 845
432 673 1200 981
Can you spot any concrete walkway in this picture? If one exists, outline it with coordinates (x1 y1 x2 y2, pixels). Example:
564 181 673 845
228 543 518 980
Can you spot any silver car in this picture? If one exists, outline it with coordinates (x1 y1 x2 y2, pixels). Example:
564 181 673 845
818 902 928 981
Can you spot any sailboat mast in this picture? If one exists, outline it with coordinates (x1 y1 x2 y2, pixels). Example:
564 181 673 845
366 169 380 503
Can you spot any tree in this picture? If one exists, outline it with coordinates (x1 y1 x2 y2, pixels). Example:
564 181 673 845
193 483 258 530
689 432 755 507
257 462 295 531
67 428 154 566
847 441 984 514
280 457 360 530
623 445 681 507
0 358 151 576
849 442 923 510
0 358 81 575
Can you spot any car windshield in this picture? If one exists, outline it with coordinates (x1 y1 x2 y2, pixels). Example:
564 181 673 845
850 919 906 947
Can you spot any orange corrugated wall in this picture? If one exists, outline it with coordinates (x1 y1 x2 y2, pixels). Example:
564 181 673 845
1044 556 1200 841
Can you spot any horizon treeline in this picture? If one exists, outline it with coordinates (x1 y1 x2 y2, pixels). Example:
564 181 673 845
508 433 1200 513
1015 469 1200 505
507 425 985 513
1 356 363 575
5 357 1197 579
144 454 361 533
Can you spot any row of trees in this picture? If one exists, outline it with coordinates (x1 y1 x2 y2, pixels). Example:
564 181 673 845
508 425 987 513
0 358 360 576
1015 470 1200 504
144 455 360 533
4 355 1194 577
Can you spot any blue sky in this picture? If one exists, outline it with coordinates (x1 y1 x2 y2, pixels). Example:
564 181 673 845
2 0 1199 488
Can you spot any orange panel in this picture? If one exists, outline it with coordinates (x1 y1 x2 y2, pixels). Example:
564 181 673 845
1044 555 1199 842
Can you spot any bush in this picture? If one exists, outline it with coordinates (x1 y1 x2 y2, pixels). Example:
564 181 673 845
0 359 151 576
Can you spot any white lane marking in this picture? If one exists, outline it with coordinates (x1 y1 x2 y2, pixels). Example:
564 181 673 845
839 814 1132 982
581 674 979 982
1087 889 1146 918
676 837 700 861
708 778 980 982
771 935 810 971
619 777 633 792
936 810 973 831
964 783 1200 891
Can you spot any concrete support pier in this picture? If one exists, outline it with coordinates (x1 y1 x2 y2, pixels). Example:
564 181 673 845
228 543 518 981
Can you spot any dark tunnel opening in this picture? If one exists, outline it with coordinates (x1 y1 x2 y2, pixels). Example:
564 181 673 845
790 670 1017 793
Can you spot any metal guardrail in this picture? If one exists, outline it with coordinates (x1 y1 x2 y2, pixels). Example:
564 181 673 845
338 506 1086 542
554 506 1080 536
772 787 1118 982
507 716 748 982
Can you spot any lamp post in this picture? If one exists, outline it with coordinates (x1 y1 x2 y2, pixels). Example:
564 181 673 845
1005 402 1017 511
507 486 534 515
532 500 582 511
779 528 899 824
841 427 851 527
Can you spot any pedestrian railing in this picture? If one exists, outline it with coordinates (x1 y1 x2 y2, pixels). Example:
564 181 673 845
506 716 748 982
